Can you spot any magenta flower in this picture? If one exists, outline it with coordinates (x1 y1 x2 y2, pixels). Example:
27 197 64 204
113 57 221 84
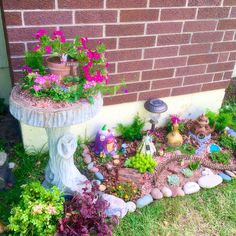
34 76 46 85
45 46 51 54
171 115 180 124
22 65 33 73
124 89 129 94
105 62 109 68
35 29 47 39
60 36 66 43
52 30 66 42
81 37 88 49
33 85 42 91
33 45 40 51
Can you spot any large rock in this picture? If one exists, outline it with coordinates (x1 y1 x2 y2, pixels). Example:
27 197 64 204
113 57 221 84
151 188 163 200
201 168 214 176
101 194 128 218
183 182 200 195
136 194 153 208
161 187 172 197
198 175 223 188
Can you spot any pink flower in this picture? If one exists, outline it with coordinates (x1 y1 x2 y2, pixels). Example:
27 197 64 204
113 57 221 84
93 52 101 60
35 29 47 39
33 85 42 91
35 76 46 85
124 89 128 94
84 81 96 89
81 37 88 49
22 65 32 73
60 36 66 43
53 30 64 36
33 45 40 51
87 50 94 60
105 62 109 68
171 115 180 124
45 46 51 54
52 30 66 42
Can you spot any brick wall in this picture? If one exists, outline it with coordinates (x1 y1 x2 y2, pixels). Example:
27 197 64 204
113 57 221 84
2 0 236 105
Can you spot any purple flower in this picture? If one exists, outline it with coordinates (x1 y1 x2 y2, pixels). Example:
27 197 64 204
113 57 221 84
45 46 51 54
22 65 33 73
171 115 180 124
35 29 47 39
124 89 129 94
33 45 40 51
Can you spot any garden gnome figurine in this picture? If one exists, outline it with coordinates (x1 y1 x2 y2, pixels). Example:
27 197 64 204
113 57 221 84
94 125 117 157
137 134 156 156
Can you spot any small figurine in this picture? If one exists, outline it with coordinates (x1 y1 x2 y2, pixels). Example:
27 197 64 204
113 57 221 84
167 115 183 147
158 147 164 156
120 143 127 155
94 125 117 157
137 134 156 156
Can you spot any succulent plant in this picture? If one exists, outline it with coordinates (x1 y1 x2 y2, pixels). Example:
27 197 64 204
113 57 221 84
167 175 180 186
182 168 193 177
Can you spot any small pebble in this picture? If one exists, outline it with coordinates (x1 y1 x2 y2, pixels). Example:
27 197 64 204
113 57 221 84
106 163 113 171
83 155 92 164
177 188 185 197
218 172 232 182
99 184 106 191
151 188 163 200
225 170 236 178
95 172 104 181
136 194 153 208
8 162 16 169
113 159 120 165
126 201 136 212
183 182 200 195
87 162 94 170
113 155 120 159
161 187 172 197
90 167 99 173
202 168 214 176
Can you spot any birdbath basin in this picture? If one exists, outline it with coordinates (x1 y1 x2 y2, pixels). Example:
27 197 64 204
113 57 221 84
9 86 103 194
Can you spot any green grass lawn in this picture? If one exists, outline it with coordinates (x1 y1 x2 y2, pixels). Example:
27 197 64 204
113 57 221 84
1 144 236 236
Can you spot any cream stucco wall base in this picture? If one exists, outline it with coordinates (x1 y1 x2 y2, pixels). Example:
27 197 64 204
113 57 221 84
21 89 225 151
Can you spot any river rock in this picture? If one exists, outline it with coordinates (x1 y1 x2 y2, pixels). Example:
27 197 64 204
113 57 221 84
183 182 200 195
161 187 172 197
218 172 232 181
99 184 106 191
102 194 128 218
176 188 185 197
225 170 236 178
151 188 163 200
126 201 136 212
87 162 94 170
95 172 104 181
136 194 153 208
198 175 223 188
0 152 7 166
202 168 214 176
83 155 92 164
90 167 99 173
113 159 120 165
106 163 113 171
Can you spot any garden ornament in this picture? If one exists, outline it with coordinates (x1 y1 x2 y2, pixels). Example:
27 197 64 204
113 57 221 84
167 116 183 147
137 134 156 156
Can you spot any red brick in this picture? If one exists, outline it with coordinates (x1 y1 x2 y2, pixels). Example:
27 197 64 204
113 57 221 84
155 57 187 69
212 42 236 52
108 72 140 84
223 0 236 6
4 12 22 26
192 32 223 43
2 0 55 9
119 36 155 49
150 0 186 7
139 89 170 101
142 69 174 80
223 71 233 80
223 31 235 41
201 81 229 91
172 85 201 96
183 20 217 32
157 34 190 46
58 0 103 9
107 0 147 8
117 81 150 94
60 26 103 38
11 57 25 70
218 19 236 30
188 54 218 65
188 0 221 6
147 22 182 34
214 73 223 81
75 10 117 24
87 38 117 50
161 8 196 21
180 43 211 55
9 43 25 56
106 49 142 62
144 46 178 59
7 27 55 42
230 7 236 17
218 52 229 62
229 51 236 60
120 9 158 22
13 71 23 83
104 93 137 106
106 24 144 36
207 62 235 72
197 7 230 19
24 11 72 25
152 78 183 89
118 60 153 73
108 63 116 73
176 65 206 76
184 74 213 85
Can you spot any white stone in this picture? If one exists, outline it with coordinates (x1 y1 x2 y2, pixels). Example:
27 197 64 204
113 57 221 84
0 152 7 166
202 168 214 176
161 187 172 197
198 175 223 188
126 201 136 212
102 194 128 218
183 182 200 195
8 162 16 169
225 170 236 178
151 188 163 200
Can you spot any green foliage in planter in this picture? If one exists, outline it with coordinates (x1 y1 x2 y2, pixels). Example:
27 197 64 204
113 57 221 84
125 153 157 173
116 114 145 141
210 152 231 165
8 181 64 236
218 134 236 152
188 160 201 171
166 120 185 134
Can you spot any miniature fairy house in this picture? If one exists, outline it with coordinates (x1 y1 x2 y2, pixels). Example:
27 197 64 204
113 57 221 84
137 135 156 156
94 125 117 157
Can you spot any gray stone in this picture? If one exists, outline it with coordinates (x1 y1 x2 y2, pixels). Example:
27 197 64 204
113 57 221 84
198 175 223 188
161 187 172 197
136 194 153 208
218 172 231 181
151 188 163 200
225 170 236 178
0 152 7 166
183 182 200 195
95 172 104 181
202 168 214 176
126 201 136 212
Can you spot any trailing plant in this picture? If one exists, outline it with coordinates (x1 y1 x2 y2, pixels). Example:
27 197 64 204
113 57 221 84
188 160 201 171
125 153 157 173
108 182 140 202
58 184 118 236
8 181 64 236
24 51 46 74
210 152 231 165
218 134 236 152
116 114 145 141
181 168 193 178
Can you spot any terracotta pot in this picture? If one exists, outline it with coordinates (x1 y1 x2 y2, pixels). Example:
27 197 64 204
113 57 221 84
46 57 71 78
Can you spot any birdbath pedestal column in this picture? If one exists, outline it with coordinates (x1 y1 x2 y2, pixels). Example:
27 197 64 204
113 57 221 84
9 86 103 194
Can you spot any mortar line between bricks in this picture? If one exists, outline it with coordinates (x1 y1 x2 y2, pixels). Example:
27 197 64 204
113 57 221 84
55 0 58 10
21 12 25 26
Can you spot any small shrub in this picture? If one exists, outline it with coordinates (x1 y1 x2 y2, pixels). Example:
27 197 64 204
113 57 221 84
8 181 64 236
205 110 218 127
210 152 231 165
116 114 145 141
218 134 236 152
125 153 157 173
188 161 201 171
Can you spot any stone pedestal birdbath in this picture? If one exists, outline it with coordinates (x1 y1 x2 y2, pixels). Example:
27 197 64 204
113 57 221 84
9 86 103 194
